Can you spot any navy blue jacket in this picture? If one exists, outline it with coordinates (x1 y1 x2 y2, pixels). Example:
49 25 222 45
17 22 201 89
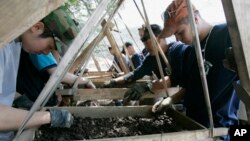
168 24 239 128
131 53 143 69
127 50 169 82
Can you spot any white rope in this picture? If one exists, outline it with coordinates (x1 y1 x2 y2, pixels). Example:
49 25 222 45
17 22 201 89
133 0 146 22
113 19 135 70
117 12 143 57
102 40 123 72
13 0 118 139
186 0 214 137
140 0 169 97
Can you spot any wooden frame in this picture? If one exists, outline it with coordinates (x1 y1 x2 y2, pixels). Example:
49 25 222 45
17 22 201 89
27 106 228 141
0 0 64 48
102 20 129 73
57 87 182 101
222 0 250 122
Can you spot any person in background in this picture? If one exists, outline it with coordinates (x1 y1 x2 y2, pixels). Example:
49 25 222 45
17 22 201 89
14 6 95 110
152 0 239 140
104 24 181 106
138 25 149 56
108 46 130 73
0 19 73 141
124 42 143 70
105 24 171 87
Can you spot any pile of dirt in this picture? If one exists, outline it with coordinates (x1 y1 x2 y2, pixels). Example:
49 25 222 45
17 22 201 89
35 112 184 141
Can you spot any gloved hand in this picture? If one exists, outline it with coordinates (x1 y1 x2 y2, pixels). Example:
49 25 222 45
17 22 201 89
49 109 74 128
123 83 153 104
152 97 172 113
85 80 96 89
111 72 119 78
103 79 117 88
13 95 34 110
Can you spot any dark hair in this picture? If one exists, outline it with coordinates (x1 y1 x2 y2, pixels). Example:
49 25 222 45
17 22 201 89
141 24 162 42
121 48 125 54
144 24 162 36
38 21 57 50
39 22 55 39
125 42 132 48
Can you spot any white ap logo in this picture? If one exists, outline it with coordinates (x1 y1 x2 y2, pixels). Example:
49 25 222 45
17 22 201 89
234 129 247 136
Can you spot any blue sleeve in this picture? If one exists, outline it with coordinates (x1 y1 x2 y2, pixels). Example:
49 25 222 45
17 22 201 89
29 53 57 72
168 42 193 86
132 54 143 68
132 55 153 80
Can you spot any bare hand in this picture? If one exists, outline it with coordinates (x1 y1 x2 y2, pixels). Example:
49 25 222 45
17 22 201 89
152 97 172 113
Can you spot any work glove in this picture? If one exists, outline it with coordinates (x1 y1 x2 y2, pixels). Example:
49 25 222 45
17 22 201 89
123 83 153 104
103 79 117 88
49 109 74 128
152 97 172 113
84 80 96 89
13 95 34 110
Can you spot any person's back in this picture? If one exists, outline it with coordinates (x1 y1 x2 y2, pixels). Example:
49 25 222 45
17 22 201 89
124 42 143 70
16 49 58 107
131 52 143 69
0 41 22 140
0 6 79 140
159 0 240 133
129 24 170 81
188 24 239 127
106 24 171 86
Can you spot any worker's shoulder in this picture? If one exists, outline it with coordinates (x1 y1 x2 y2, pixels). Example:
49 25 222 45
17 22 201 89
168 41 191 55
0 40 22 59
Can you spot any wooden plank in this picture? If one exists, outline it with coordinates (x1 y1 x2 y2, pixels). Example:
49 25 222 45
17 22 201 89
89 78 151 84
69 31 105 73
102 20 129 73
49 106 204 129
26 106 226 141
85 74 113 79
83 71 116 76
45 106 228 141
0 0 64 48
92 55 102 71
74 129 224 141
16 1 112 137
160 128 228 141
18 128 37 141
222 0 250 123
57 87 180 100
88 129 226 141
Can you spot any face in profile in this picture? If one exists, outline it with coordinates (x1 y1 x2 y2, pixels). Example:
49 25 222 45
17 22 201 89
21 22 55 54
171 23 192 45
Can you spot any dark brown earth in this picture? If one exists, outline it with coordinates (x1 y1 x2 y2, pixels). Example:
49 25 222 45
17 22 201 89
35 112 184 141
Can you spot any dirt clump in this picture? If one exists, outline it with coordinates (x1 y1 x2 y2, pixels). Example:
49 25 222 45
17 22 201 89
35 112 184 141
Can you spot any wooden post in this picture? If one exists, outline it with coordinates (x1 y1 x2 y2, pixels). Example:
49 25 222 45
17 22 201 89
15 0 111 137
69 31 105 73
102 20 129 74
0 0 64 48
92 55 102 71
222 0 250 123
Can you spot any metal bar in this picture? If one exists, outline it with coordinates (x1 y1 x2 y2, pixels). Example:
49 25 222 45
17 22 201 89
133 0 146 22
117 12 143 56
113 19 135 70
104 21 129 73
140 0 169 97
69 0 124 95
14 0 112 139
101 40 122 72
221 0 250 123
186 0 214 137
0 0 64 48
92 55 102 71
